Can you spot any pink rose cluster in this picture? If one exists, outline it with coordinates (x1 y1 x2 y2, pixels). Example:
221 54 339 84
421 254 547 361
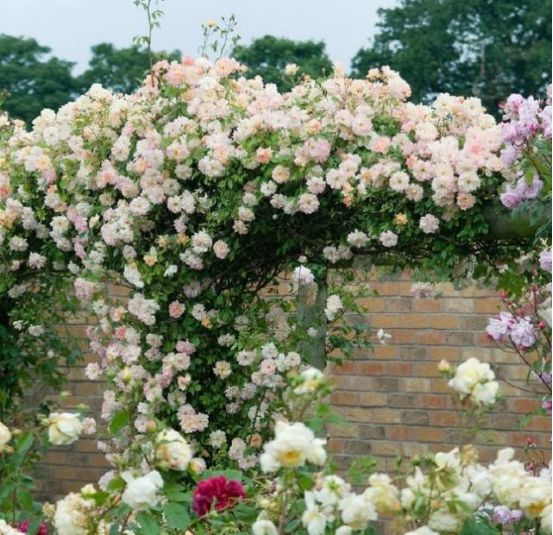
486 311 537 349
500 88 552 166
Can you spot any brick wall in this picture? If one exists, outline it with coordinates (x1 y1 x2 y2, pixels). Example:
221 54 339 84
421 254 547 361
327 269 550 472
35 270 551 500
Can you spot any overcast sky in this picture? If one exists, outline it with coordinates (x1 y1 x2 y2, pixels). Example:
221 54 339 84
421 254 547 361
1 0 398 73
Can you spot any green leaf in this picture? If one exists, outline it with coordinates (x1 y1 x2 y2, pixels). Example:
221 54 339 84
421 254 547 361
109 409 130 434
136 511 160 535
201 469 243 481
163 502 190 530
297 472 315 491
460 518 501 535
16 488 33 510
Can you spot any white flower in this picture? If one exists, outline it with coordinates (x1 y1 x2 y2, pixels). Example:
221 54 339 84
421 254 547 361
471 380 499 405
260 421 326 472
298 192 320 214
293 266 315 286
405 527 439 535
347 230 369 248
294 367 325 395
379 230 398 247
302 491 328 535
314 475 350 507
339 494 377 530
325 294 343 321
155 429 193 471
213 240 230 259
364 473 401 514
121 470 164 510
191 230 213 253
252 518 278 535
285 63 299 75
0 519 25 535
377 328 392 344
448 357 498 405
48 412 83 445
335 527 353 535
53 491 94 535
0 421 11 452
428 510 461 533
124 264 144 288
419 214 440 234
208 429 227 448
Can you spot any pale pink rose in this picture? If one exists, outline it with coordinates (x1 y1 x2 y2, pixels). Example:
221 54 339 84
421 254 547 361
379 230 398 247
169 301 185 319
457 192 476 210
260 359 277 375
256 147 273 164
419 214 440 234
370 136 391 154
272 165 290 184
213 240 230 259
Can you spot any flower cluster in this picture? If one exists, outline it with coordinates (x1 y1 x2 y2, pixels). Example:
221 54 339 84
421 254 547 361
500 89 551 166
192 475 246 516
252 422 552 535
440 357 499 406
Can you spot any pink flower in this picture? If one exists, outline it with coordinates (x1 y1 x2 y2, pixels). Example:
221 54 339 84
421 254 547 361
256 147 273 164
192 476 246 517
419 214 440 234
379 230 398 248
169 301 185 319
486 312 514 342
510 317 537 349
539 249 552 273
500 187 523 209
370 136 391 154
176 340 196 355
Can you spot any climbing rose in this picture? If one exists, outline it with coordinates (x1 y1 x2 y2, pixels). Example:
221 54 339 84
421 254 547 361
192 476 246 516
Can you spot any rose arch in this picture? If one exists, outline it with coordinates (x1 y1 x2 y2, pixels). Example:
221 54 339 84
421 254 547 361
0 58 550 533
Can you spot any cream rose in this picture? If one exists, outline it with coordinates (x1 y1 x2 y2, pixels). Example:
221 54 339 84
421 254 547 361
48 412 83 445
155 428 193 471
121 470 164 510
0 420 11 452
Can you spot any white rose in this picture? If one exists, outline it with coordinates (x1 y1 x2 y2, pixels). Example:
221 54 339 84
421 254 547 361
53 492 93 535
48 413 83 445
0 519 25 535
155 429 193 471
471 380 499 405
306 438 327 466
448 358 494 394
335 527 353 535
339 494 377 530
428 510 461 533
294 367 325 395
405 527 439 535
121 470 164 510
252 518 278 535
0 421 11 451
260 421 326 472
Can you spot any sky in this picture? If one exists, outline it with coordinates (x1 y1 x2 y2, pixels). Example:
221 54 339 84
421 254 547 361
1 0 398 73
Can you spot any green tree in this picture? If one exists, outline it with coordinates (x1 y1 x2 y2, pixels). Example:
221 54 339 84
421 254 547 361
351 0 551 112
78 42 181 94
0 34 77 124
233 35 333 91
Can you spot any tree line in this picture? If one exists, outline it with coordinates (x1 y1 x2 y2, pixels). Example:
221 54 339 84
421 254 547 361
1 0 550 124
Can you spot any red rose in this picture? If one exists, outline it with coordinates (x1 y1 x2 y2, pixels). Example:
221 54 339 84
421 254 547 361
18 521 48 535
192 475 246 517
